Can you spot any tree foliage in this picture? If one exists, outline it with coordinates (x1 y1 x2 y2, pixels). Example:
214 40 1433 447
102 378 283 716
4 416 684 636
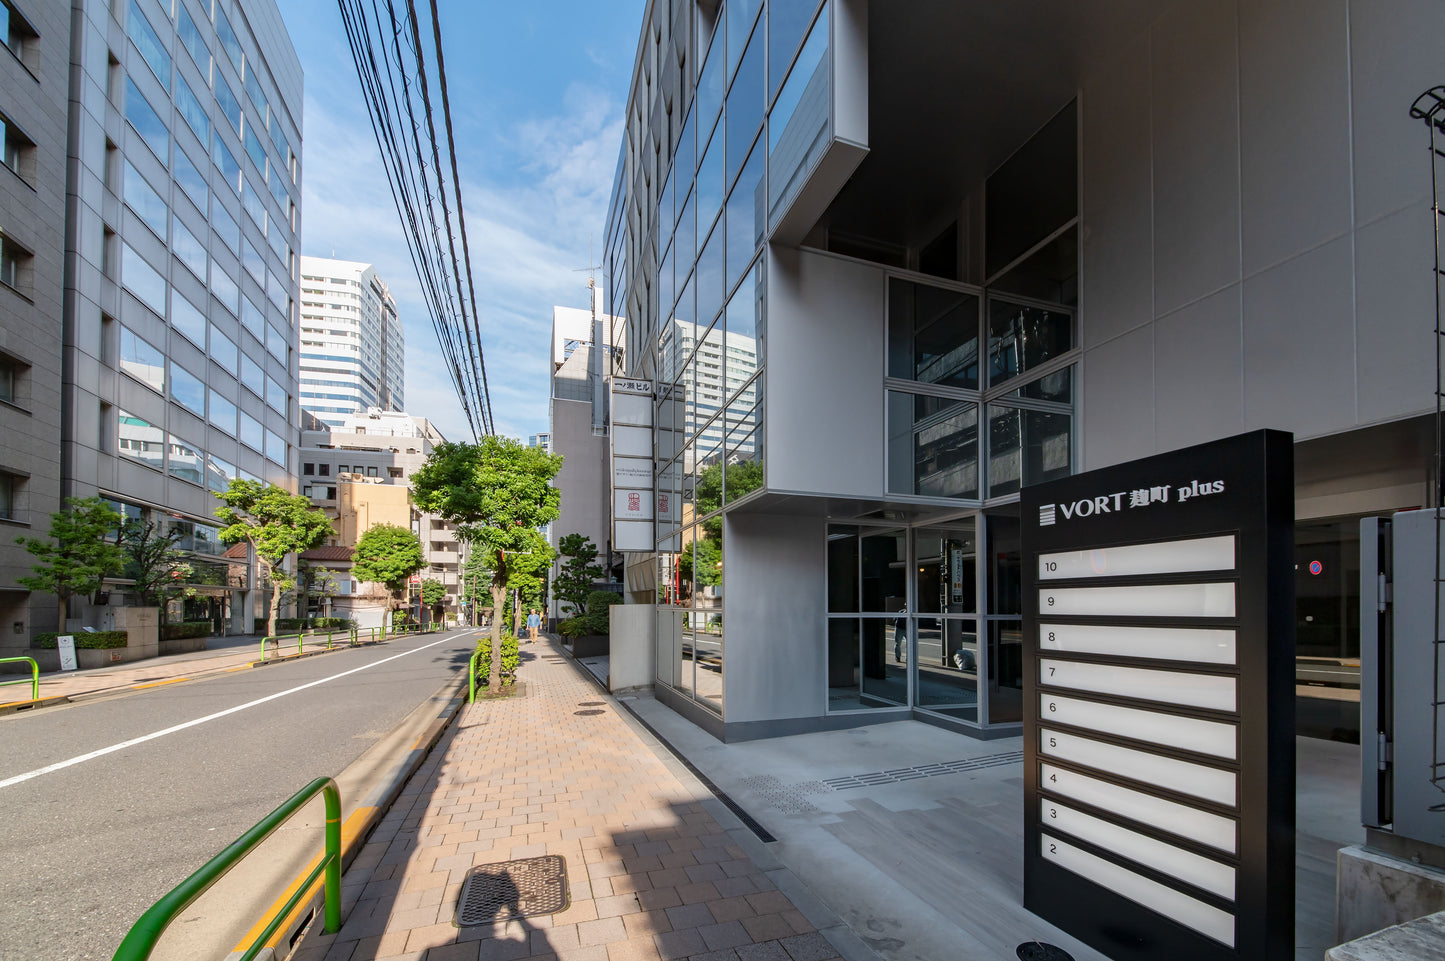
16 497 125 625
412 437 562 691
120 520 194 607
213 479 333 638
421 577 446 607
351 523 424 609
554 533 603 616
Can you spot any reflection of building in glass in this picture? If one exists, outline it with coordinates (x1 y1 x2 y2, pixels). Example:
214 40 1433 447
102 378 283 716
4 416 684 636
598 0 1438 746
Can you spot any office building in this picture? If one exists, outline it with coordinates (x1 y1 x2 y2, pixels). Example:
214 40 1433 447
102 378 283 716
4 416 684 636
299 409 459 625
298 256 404 427
602 0 1440 742
0 0 305 646
0 0 69 644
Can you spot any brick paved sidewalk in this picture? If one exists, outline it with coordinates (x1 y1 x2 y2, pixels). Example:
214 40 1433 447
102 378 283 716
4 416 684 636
295 641 847 961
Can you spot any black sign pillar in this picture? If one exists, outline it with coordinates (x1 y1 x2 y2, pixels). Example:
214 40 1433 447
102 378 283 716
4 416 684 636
1021 430 1294 961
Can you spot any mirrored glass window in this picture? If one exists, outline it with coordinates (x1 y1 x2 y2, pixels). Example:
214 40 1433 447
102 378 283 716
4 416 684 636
176 74 209 142
173 216 207 282
675 187 695 270
986 298 1073 386
125 77 169 165
118 410 164 470
265 373 286 414
725 144 763 296
244 124 267 176
696 127 724 241
769 0 820 102
171 289 206 347
767 2 828 225
726 24 762 188
119 327 165 392
888 278 978 389
211 266 240 316
986 405 1071 497
265 427 285 465
1012 366 1072 404
210 325 237 374
239 409 263 451
128 0 170 90
214 4 243 73
988 620 1024 723
172 362 205 415
726 0 762 80
206 453 236 493
122 243 167 318
168 434 203 484
124 161 167 240
213 135 241 192
212 201 241 253
243 237 265 284
215 71 242 136
722 397 762 504
696 47 723 146
860 528 906 613
208 389 236 434
239 352 263 395
696 223 724 328
240 294 264 338
175 145 208 212
178 4 210 75
886 392 979 499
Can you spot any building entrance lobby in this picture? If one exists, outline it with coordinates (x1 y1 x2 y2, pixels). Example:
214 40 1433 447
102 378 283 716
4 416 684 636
827 514 1024 731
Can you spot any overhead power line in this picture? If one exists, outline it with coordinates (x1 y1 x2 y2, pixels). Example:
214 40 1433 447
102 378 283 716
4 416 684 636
337 0 494 438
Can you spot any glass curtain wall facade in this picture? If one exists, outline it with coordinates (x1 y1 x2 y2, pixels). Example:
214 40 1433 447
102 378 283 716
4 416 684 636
605 1 1078 733
64 0 302 621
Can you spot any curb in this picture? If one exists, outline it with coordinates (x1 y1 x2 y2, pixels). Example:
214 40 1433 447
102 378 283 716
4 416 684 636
252 672 470 960
0 695 71 716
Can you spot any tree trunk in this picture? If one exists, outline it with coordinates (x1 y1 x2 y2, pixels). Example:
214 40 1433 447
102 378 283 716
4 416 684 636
56 589 70 633
489 581 506 694
267 574 281 640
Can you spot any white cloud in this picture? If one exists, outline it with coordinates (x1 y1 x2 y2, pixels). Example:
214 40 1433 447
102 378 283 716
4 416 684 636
299 71 623 444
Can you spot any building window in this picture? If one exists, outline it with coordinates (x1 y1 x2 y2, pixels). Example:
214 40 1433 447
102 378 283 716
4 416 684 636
0 352 23 405
303 463 314 475
388 467 402 478
1 0 39 73
325 486 336 499
318 463 330 476
0 232 31 293
0 110 34 183
366 466 377 477
0 471 18 520
338 464 349 475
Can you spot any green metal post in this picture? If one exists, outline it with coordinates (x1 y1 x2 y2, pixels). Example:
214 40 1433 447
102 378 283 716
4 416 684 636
323 782 342 933
111 776 342 961
0 657 40 701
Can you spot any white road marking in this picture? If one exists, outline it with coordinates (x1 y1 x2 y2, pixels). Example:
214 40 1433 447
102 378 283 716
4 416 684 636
0 634 471 790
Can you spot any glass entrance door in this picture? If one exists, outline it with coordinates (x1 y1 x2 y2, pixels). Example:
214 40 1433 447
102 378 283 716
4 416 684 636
913 523 979 721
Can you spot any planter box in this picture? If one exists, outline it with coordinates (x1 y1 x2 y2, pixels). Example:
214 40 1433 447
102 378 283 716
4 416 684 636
570 634 609 658
29 646 146 671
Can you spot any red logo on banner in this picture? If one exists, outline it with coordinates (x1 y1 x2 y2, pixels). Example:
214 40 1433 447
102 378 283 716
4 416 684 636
628 492 640 512
659 494 670 513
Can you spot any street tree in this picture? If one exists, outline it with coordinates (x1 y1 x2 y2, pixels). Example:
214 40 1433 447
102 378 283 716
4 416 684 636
412 437 562 691
213 479 333 638
16 497 125 628
421 577 446 627
460 549 491 621
351 523 425 615
505 528 555 637
120 519 194 607
554 533 603 617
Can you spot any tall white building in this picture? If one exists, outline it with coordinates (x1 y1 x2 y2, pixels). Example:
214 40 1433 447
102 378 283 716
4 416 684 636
297 256 404 427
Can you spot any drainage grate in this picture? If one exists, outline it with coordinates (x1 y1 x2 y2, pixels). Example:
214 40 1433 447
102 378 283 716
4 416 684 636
574 709 605 716
739 775 825 815
455 855 569 925
821 751 1023 791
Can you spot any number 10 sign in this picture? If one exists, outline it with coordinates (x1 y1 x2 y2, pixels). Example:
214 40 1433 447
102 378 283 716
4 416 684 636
1020 430 1295 961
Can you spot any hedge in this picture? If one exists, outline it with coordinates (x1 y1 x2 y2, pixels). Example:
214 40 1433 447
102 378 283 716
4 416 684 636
274 617 356 631
32 631 128 649
161 621 210 640
473 629 519 681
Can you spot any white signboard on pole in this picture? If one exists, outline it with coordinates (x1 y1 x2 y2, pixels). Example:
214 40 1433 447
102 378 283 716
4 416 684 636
610 378 656 553
56 635 78 672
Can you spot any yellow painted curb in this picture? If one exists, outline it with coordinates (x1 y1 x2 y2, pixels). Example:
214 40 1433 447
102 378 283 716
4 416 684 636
230 805 376 954
132 677 189 689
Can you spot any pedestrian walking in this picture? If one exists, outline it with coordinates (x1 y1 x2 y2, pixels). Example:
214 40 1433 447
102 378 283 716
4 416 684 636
526 608 542 642
893 606 907 663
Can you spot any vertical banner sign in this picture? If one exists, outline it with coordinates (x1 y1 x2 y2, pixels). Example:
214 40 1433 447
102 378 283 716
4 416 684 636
610 378 655 552
1021 430 1294 961
56 635 78 672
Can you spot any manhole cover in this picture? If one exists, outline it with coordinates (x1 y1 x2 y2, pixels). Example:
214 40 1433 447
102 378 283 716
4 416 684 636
456 855 569 925
577 701 604 706
1016 943 1073 961
574 709 604 716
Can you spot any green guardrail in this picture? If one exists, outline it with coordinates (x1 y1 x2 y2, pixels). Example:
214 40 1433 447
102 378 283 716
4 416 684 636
0 656 39 702
111 776 341 961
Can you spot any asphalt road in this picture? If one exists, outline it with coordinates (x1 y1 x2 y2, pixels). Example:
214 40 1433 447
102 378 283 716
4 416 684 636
0 628 481 961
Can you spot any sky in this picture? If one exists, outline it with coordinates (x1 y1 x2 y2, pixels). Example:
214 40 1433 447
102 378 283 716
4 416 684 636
278 1 642 444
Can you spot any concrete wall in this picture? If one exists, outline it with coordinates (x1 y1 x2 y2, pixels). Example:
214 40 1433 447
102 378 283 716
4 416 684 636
608 603 654 694
723 512 828 724
1078 0 1443 470
766 248 885 498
